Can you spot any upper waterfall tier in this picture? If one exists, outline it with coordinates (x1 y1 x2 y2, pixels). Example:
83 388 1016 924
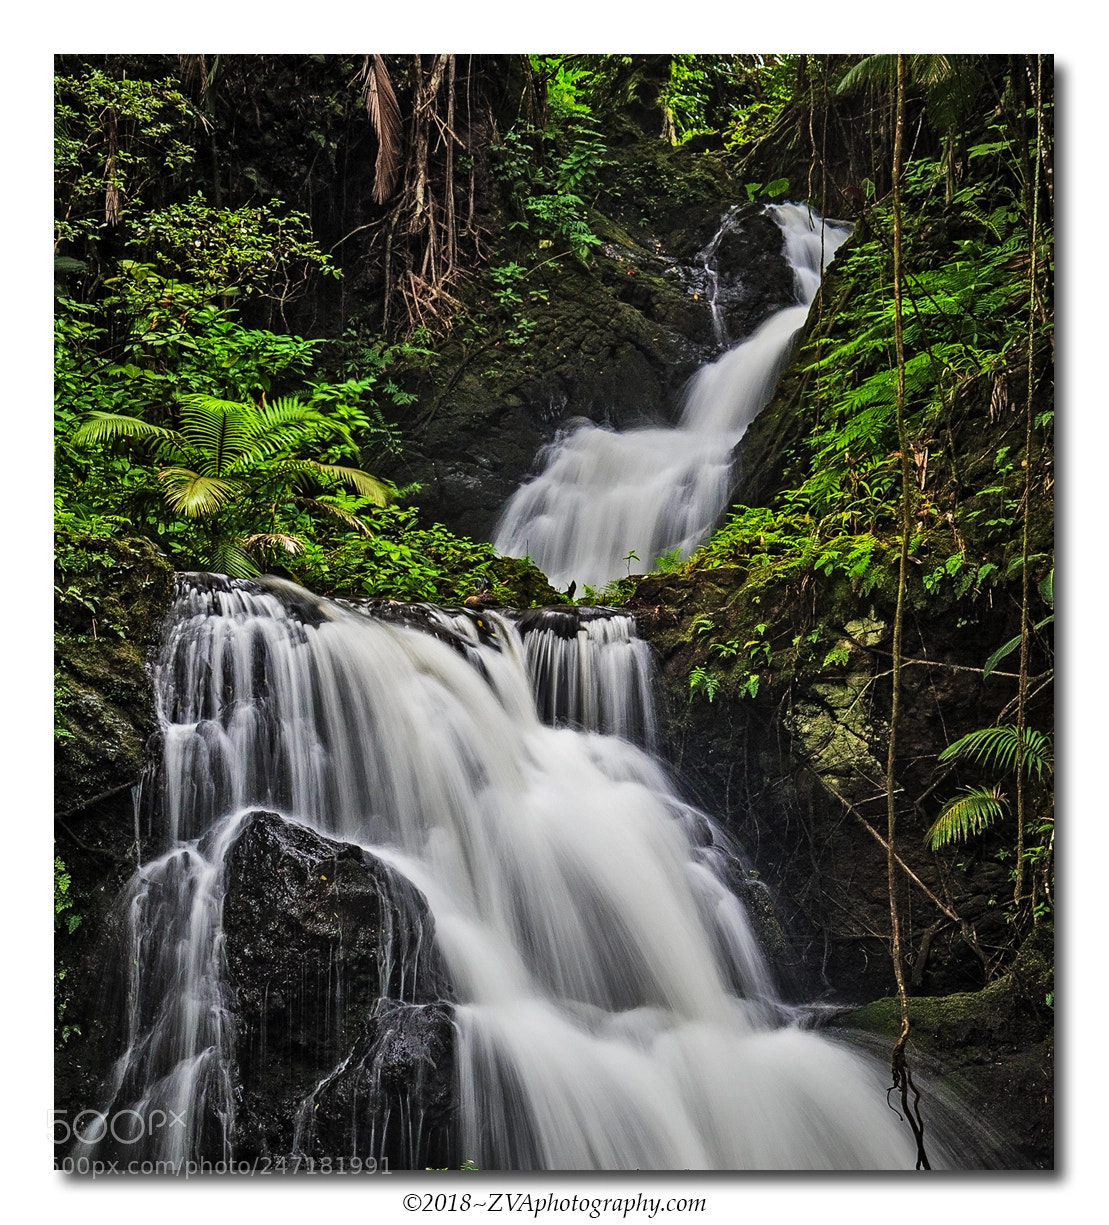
492 203 852 589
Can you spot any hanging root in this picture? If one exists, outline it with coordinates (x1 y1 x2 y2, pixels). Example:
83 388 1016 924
887 1031 931 1170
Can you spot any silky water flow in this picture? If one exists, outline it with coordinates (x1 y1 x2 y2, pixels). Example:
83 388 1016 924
492 203 853 590
72 574 955 1170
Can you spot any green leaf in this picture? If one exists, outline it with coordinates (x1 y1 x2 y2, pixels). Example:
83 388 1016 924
925 784 1008 851
72 412 176 447
157 468 239 517
937 725 1052 782
982 634 1020 678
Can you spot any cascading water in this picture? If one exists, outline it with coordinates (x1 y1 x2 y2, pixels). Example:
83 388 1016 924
491 203 853 589
513 607 658 751
73 572 954 1171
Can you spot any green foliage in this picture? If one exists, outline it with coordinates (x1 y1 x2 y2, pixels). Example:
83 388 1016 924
822 644 851 669
724 56 799 147
128 194 341 306
744 178 790 202
55 69 195 251
55 852 83 1045
938 725 1053 784
688 665 720 703
653 548 685 573
70 393 394 578
925 784 1009 851
54 855 82 936
926 723 1054 921
290 506 544 606
493 78 608 266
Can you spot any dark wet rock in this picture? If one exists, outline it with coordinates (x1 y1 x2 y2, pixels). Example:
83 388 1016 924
222 811 456 1167
54 533 175 820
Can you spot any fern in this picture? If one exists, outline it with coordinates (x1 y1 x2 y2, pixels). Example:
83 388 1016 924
688 666 720 703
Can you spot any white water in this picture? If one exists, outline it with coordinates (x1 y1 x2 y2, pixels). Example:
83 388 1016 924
492 203 852 589
515 608 658 751
78 574 936 1170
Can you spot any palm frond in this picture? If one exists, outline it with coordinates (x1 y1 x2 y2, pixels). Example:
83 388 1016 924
210 537 260 579
247 397 342 459
158 468 239 517
300 460 394 506
360 54 403 205
938 725 1053 783
300 495 375 536
72 412 178 448
836 55 896 97
242 532 306 555
925 784 1008 851
177 395 260 474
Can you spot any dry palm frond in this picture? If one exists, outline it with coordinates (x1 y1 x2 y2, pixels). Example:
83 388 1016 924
243 532 305 555
360 54 403 205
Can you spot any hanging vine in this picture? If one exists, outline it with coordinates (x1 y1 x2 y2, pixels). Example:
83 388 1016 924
885 51 931 1172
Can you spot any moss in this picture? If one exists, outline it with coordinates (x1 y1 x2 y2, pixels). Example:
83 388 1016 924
835 927 1054 1167
487 555 566 608
838 924 1054 1052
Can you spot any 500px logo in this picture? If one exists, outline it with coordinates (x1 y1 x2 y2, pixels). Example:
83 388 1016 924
53 1109 187 1146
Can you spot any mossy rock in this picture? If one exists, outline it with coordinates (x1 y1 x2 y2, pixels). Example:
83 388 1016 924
835 926 1054 1167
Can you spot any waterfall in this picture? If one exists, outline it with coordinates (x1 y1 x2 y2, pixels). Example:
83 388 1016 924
71 572 952 1171
491 203 853 589
513 607 658 750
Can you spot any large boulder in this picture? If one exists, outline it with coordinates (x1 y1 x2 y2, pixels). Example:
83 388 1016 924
222 811 457 1168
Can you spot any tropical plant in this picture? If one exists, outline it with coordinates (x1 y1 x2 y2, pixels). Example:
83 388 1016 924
72 394 394 577
924 724 1053 852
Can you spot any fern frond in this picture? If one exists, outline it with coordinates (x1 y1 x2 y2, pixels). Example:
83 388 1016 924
925 784 1008 850
938 725 1053 782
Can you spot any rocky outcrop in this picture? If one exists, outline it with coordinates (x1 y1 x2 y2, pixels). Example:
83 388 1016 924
836 923 1054 1169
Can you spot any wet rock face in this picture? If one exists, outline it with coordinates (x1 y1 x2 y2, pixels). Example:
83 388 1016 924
222 812 456 1167
54 533 175 819
630 564 1035 1006
54 534 177 1111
